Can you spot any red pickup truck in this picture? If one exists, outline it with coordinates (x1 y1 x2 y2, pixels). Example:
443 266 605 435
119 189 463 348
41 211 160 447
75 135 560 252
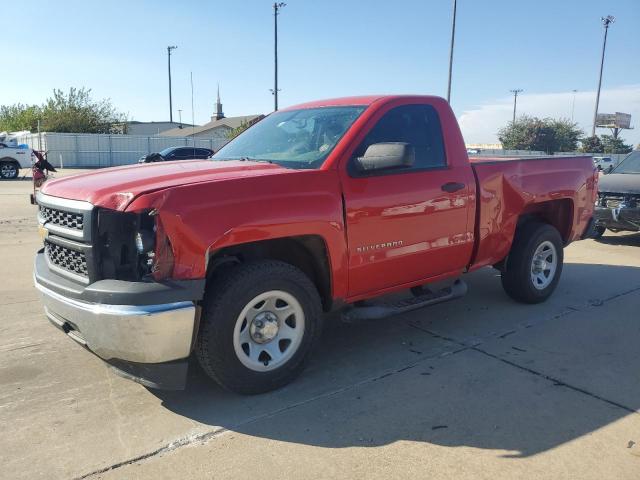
34 95 597 394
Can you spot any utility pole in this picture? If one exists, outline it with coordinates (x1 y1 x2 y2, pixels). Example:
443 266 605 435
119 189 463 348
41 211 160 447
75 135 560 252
167 45 178 122
190 72 196 148
272 3 286 111
446 0 457 103
591 15 614 137
510 89 523 123
570 89 578 122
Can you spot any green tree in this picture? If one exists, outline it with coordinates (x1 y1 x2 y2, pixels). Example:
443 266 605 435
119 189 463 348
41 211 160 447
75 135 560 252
579 135 604 153
0 87 126 134
600 135 633 154
0 104 42 132
225 121 251 140
41 87 126 133
498 115 583 154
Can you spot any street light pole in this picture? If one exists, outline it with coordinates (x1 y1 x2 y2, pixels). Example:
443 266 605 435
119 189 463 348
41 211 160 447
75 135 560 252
591 15 614 137
446 0 457 103
570 89 577 122
272 3 286 111
510 89 523 123
167 45 178 123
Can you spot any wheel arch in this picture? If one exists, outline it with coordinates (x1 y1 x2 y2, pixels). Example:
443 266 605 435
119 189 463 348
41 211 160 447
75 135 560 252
0 157 20 167
518 198 574 243
206 235 334 311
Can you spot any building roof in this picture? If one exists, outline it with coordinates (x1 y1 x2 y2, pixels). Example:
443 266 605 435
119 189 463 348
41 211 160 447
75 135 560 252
126 120 195 126
161 115 263 137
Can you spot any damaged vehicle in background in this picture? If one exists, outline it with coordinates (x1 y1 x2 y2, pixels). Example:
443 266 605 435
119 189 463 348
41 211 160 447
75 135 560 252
593 150 640 238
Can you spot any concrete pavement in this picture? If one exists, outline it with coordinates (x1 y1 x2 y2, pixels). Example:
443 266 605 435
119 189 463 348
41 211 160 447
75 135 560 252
1 171 639 479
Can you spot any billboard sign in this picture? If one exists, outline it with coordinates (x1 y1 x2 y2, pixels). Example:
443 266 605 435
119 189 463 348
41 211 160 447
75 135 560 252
596 112 632 129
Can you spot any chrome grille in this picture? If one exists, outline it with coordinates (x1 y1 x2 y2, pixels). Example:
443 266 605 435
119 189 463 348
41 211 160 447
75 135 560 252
39 205 84 231
45 241 88 277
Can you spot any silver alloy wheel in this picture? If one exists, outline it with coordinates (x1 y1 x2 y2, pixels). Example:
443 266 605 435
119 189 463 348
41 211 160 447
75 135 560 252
530 240 557 290
1 163 18 179
233 290 305 372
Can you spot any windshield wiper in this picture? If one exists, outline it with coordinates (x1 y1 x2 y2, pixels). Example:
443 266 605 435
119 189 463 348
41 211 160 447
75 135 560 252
238 157 274 164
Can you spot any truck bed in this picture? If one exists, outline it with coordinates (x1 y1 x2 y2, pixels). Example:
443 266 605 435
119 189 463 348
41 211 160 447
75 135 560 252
468 155 596 271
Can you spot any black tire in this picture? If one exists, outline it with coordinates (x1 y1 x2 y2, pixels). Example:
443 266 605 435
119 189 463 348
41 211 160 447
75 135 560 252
501 222 564 304
195 260 323 394
592 225 606 239
0 160 19 179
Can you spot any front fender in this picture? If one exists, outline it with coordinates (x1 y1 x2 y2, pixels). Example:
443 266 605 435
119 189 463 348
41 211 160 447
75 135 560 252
126 169 350 299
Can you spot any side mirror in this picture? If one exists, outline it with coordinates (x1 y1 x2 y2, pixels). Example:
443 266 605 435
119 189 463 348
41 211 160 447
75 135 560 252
355 142 415 172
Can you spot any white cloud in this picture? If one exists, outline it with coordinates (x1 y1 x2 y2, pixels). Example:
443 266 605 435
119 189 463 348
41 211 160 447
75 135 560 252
458 85 640 147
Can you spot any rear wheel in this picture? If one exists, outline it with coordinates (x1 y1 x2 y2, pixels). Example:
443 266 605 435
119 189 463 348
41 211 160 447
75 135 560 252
0 161 19 179
501 222 564 304
196 260 323 394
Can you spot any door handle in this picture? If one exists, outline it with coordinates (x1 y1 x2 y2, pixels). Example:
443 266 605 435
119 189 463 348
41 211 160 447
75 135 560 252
441 182 465 193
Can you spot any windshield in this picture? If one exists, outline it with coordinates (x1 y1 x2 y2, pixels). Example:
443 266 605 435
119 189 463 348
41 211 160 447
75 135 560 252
212 106 366 169
611 151 640 174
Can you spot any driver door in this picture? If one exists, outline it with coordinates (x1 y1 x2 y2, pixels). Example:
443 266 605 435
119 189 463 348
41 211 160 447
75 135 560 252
340 103 474 298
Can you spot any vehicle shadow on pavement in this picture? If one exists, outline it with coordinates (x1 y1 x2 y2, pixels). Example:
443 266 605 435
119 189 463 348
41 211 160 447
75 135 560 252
595 232 640 247
151 263 640 458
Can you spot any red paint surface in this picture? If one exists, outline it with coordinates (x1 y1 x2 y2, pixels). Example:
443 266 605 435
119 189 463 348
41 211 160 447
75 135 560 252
41 95 597 303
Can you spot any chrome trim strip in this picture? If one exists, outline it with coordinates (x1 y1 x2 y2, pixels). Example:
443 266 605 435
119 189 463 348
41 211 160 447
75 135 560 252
36 191 94 212
36 191 94 245
35 280 193 317
38 213 85 240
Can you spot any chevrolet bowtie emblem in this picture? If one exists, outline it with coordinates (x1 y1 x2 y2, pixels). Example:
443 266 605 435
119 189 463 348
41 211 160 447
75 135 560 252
38 225 49 241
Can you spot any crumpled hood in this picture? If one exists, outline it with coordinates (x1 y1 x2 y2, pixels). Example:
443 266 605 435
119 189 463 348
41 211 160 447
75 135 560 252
598 173 640 195
40 160 290 210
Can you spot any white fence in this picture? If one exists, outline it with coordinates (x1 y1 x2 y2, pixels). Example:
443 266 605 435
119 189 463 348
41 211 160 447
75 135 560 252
16 132 229 168
11 132 634 169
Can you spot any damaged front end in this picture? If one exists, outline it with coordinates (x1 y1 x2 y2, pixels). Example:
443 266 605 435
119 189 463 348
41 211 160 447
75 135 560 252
34 192 205 390
594 192 640 232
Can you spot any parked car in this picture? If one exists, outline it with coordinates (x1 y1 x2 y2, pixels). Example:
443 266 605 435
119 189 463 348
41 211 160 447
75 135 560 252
138 146 213 163
593 150 640 237
0 143 32 179
33 95 597 394
593 156 614 173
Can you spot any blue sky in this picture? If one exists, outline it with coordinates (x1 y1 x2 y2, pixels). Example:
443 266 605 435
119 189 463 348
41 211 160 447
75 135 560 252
3 0 639 145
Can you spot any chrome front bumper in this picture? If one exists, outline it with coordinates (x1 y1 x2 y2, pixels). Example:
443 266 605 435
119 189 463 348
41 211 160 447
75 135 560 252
36 281 196 364
33 250 205 389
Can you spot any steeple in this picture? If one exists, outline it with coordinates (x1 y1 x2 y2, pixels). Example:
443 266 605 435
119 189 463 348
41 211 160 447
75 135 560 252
213 84 224 121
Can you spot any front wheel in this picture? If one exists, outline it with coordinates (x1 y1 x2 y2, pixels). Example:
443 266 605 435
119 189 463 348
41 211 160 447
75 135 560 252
0 161 19 179
196 260 323 394
501 222 564 304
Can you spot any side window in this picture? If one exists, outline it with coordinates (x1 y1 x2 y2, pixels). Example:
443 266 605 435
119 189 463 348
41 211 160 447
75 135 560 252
178 148 196 158
351 104 446 175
